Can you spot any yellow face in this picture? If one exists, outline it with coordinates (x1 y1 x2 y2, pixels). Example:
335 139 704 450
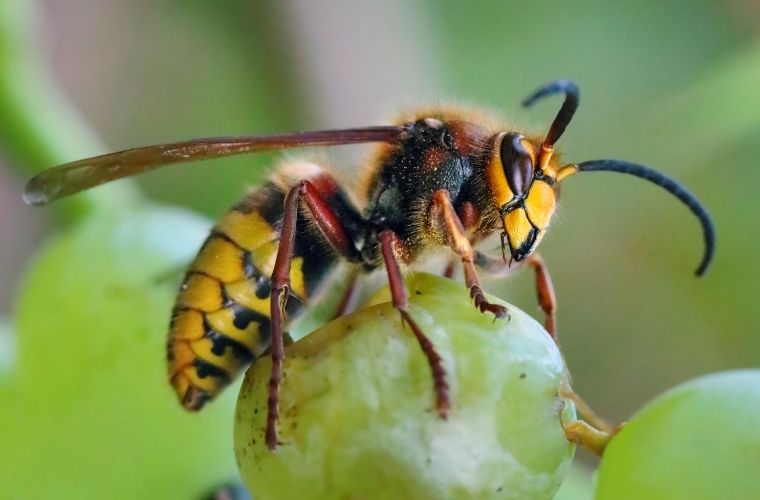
486 132 560 261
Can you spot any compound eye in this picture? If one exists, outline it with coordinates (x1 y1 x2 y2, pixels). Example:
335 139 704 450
500 133 534 197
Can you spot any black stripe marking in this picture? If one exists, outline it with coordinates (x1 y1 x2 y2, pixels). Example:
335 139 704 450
193 358 231 382
232 303 270 331
177 306 208 314
242 250 256 278
200 303 273 362
293 228 341 297
200 309 257 363
252 184 286 228
206 329 255 364
241 252 273 298
211 231 246 252
254 274 272 299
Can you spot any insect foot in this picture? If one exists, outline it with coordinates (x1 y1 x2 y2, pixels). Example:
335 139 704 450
470 285 509 319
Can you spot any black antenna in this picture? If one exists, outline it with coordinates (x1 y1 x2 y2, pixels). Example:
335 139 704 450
522 80 580 148
578 159 715 277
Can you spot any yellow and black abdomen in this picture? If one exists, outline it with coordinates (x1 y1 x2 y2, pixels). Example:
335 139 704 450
167 165 344 410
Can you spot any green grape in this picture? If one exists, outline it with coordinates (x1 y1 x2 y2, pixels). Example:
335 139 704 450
1 207 239 499
596 370 760 499
235 273 577 500
553 464 594 500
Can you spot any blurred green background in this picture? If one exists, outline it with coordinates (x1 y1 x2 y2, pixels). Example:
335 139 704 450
0 0 758 498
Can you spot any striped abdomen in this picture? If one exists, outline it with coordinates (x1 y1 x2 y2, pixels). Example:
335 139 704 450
167 167 343 410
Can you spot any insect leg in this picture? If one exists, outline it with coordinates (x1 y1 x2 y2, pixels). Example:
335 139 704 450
430 190 507 319
332 268 361 319
378 230 450 418
267 179 360 449
440 201 482 279
473 251 558 340
524 254 557 340
442 260 457 278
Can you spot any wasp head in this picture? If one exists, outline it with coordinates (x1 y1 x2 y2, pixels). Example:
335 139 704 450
484 79 714 276
486 131 562 262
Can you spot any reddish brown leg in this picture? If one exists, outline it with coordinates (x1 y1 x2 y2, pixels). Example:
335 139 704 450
378 230 450 418
456 200 479 232
442 259 457 278
267 179 358 450
332 268 361 319
525 254 558 340
442 201 479 279
430 190 507 319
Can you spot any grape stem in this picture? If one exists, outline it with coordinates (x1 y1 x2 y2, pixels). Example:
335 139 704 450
559 380 615 433
559 380 621 456
563 420 612 457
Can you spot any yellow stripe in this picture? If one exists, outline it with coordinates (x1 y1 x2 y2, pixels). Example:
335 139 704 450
170 309 205 341
188 338 242 376
290 256 306 299
242 235 306 299
168 341 196 374
224 280 270 316
190 236 246 283
170 373 191 400
215 210 277 251
250 240 278 277
178 273 224 312
186 369 224 393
